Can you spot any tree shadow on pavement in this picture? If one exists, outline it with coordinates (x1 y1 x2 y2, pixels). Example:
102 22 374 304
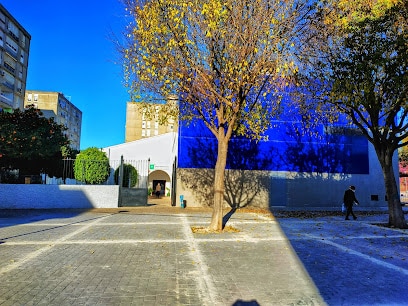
222 207 237 229
232 299 260 306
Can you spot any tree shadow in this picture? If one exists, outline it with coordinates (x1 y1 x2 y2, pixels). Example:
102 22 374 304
281 121 368 175
222 207 237 229
177 116 369 209
232 299 260 306
179 136 272 208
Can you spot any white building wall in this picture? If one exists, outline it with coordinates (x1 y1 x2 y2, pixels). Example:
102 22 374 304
102 132 178 197
102 132 177 176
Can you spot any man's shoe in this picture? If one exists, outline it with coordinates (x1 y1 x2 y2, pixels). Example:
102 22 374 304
353 217 357 220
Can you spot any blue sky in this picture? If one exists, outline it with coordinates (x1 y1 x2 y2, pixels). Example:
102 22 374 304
2 0 130 150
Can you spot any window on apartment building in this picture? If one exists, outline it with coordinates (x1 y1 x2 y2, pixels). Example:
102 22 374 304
154 121 159 129
20 51 24 64
15 95 22 108
142 130 146 137
147 121 151 129
5 37 17 54
4 72 13 84
34 94 38 101
4 60 15 73
146 129 151 137
1 91 12 100
154 130 159 136
142 121 146 128
7 21 18 37
27 93 32 101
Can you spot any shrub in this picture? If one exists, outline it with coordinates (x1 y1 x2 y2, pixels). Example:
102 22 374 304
114 163 138 187
74 148 109 184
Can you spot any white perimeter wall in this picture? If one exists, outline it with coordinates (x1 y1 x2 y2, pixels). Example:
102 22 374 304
0 185 119 209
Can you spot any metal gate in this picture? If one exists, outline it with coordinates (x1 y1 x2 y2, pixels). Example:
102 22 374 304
117 157 150 207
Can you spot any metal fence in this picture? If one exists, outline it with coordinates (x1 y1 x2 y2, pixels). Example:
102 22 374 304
43 158 149 188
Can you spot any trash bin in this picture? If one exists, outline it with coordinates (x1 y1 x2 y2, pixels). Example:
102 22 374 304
180 195 185 208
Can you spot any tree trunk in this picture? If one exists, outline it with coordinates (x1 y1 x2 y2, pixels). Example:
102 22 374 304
376 147 407 229
208 134 229 231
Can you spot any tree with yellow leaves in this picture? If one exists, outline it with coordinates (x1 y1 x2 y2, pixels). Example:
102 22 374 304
121 0 314 231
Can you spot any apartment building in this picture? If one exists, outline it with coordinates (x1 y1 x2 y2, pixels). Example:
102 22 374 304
0 4 31 111
24 90 82 151
125 98 178 142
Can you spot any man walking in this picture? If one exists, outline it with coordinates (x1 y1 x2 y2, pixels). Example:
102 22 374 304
344 185 359 220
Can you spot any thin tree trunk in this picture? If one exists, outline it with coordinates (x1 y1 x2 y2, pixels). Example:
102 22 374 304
377 147 407 229
209 135 229 231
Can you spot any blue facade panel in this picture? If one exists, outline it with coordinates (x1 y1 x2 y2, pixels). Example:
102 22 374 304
178 115 369 175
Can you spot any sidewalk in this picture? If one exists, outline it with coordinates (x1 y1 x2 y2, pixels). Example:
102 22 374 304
0 207 407 305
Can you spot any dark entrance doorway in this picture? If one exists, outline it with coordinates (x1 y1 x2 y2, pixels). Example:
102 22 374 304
153 180 166 197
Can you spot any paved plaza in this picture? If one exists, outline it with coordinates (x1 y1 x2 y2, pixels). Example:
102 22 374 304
0 206 407 305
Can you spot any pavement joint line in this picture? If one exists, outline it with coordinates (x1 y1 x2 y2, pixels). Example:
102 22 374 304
1 236 289 245
0 213 119 241
228 220 277 224
181 213 217 306
0 213 112 275
278 219 388 226
362 222 408 233
305 233 408 277
3 220 275 226
331 234 408 240
253 213 274 221
2 221 184 227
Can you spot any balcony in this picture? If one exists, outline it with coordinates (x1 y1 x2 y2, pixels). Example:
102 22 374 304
4 62 15 74
2 81 14 90
8 30 19 43
5 45 18 60
0 94 13 107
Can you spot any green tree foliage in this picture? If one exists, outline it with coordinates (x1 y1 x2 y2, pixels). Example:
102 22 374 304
114 163 138 187
310 1 408 228
61 145 79 159
74 148 110 184
122 0 314 231
0 106 70 178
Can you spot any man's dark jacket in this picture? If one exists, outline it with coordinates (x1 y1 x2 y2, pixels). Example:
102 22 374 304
344 189 359 206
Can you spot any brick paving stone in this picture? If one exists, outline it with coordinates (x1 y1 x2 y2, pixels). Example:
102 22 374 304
0 209 407 305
